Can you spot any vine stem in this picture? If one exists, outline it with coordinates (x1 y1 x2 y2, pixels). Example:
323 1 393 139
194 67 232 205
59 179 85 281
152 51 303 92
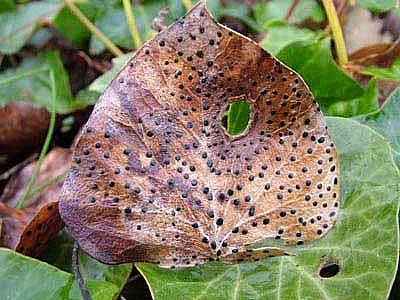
284 0 300 21
182 0 192 11
122 0 142 49
72 242 92 300
321 0 348 66
15 70 57 209
64 0 123 57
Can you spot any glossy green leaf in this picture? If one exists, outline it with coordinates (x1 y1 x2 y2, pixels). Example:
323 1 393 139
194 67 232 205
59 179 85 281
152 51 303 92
226 101 250 136
89 53 132 93
274 38 365 112
0 1 61 54
53 2 100 48
41 230 132 300
89 1 165 54
138 116 400 300
354 87 400 168
0 51 74 113
357 0 396 12
260 22 319 55
326 78 378 117
253 0 325 26
361 59 400 81
0 0 15 13
0 247 124 300
0 248 73 300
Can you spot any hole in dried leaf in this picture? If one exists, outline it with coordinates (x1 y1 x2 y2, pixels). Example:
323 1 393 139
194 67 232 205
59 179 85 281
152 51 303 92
318 261 340 278
221 100 251 136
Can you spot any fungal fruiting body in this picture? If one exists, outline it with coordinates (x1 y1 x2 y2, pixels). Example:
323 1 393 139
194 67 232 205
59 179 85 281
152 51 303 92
59 2 340 269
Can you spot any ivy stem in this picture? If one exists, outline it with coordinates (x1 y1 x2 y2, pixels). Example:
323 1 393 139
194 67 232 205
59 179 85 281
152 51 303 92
64 0 123 57
182 0 192 11
321 0 348 66
122 0 142 49
284 0 300 21
15 70 57 209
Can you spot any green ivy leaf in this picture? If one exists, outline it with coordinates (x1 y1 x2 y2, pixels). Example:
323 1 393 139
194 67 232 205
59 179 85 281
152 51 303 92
326 78 378 117
354 87 400 168
0 51 74 113
260 22 320 55
0 247 73 300
361 58 400 81
41 230 132 298
0 1 61 54
89 1 167 54
89 53 132 93
226 101 250 136
137 116 400 299
0 0 15 13
0 246 129 300
53 2 100 48
356 0 397 13
253 0 325 26
273 38 365 112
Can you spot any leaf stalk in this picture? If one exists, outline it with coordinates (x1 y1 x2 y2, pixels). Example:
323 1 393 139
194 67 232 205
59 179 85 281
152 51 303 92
122 0 142 49
321 0 348 66
64 0 123 57
15 70 57 209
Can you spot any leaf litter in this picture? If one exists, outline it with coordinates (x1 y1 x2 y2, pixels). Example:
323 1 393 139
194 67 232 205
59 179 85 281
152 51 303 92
0 148 70 257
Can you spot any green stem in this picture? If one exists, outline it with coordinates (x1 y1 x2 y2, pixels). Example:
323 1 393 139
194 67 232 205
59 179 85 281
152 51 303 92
15 70 57 209
29 169 68 198
182 0 192 11
321 0 348 66
64 0 123 57
122 0 142 49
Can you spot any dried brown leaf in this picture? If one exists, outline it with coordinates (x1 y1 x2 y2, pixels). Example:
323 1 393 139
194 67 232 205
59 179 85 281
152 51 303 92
0 148 70 257
59 3 340 268
0 102 50 169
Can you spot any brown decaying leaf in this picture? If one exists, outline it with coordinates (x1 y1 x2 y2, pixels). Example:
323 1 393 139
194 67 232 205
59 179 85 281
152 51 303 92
348 39 400 68
0 148 70 257
0 102 50 170
59 2 340 269
346 40 400 105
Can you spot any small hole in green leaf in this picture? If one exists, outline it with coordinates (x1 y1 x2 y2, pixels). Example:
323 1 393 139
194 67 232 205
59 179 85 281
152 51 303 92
318 262 340 278
222 100 251 136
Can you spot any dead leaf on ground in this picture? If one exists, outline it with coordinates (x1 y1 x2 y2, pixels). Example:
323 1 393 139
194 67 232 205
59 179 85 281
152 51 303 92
346 40 400 105
0 147 70 257
59 2 340 269
0 102 50 170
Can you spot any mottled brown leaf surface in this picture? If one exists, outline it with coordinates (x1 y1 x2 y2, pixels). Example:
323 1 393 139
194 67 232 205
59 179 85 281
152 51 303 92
0 148 70 257
346 40 400 104
59 2 340 268
0 102 50 169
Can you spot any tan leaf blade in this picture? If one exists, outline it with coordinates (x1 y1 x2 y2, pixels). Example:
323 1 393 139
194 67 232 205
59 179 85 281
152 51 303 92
59 2 340 269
